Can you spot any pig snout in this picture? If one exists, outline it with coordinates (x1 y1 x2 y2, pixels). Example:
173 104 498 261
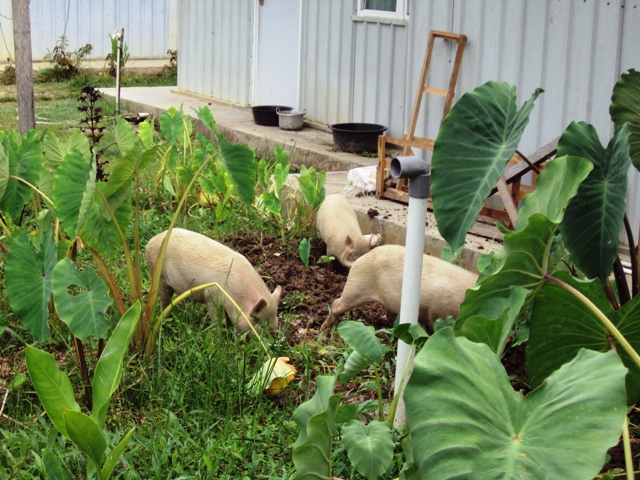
146 228 282 333
317 194 377 268
320 245 478 338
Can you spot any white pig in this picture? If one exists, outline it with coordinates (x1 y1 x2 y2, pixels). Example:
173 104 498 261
320 245 478 336
146 228 281 333
316 193 379 268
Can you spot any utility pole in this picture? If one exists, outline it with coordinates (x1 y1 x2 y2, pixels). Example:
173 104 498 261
11 0 35 135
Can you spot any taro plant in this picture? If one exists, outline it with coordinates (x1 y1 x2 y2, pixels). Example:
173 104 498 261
0 106 257 359
418 71 640 476
255 145 326 239
25 303 141 479
151 106 252 221
292 321 396 480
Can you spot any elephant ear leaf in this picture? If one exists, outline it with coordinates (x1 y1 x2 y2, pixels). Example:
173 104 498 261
558 122 630 281
216 133 256 206
0 130 43 220
52 258 112 340
610 68 640 171
5 229 57 342
431 82 543 252
405 328 626 479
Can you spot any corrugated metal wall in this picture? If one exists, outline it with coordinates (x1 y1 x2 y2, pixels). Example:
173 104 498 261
407 0 640 244
176 0 640 243
0 0 176 60
177 0 253 106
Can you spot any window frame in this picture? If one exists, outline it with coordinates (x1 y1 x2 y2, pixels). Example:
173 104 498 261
356 0 408 20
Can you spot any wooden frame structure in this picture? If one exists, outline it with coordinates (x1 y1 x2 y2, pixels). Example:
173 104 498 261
376 30 467 201
376 29 559 227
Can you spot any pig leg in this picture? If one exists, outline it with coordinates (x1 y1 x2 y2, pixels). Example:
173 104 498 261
320 288 369 338
158 282 173 309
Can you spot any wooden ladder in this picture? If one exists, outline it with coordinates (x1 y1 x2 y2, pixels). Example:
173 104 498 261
376 30 467 200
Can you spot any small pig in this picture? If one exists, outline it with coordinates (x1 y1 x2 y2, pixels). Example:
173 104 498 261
320 245 478 336
146 228 281 333
316 193 379 268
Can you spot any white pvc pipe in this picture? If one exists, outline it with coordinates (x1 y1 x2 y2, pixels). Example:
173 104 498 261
393 194 428 427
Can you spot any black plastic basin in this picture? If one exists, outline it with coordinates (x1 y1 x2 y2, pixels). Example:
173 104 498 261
252 105 293 126
330 123 388 153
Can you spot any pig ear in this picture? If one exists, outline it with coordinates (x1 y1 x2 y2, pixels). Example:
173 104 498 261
252 298 268 317
272 285 282 304
345 235 353 246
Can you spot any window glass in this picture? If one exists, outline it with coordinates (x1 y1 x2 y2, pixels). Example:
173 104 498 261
358 0 407 19
363 0 397 12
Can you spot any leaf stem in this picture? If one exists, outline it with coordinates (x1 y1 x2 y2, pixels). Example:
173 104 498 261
544 274 640 370
622 414 634 480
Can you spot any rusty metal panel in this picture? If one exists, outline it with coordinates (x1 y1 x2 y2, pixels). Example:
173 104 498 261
0 0 175 60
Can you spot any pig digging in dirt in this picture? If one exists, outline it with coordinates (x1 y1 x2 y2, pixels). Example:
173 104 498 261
320 244 478 337
146 228 282 334
316 193 380 268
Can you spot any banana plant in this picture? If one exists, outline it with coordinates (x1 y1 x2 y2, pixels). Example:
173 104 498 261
25 303 141 479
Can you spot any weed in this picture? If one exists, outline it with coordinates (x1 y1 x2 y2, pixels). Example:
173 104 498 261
40 35 93 82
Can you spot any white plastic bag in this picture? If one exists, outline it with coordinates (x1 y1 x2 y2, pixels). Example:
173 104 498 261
342 166 377 197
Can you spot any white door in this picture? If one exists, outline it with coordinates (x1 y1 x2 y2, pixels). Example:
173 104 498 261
253 0 301 107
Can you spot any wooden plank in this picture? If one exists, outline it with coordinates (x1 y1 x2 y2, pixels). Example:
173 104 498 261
423 86 448 96
496 177 519 226
491 136 560 195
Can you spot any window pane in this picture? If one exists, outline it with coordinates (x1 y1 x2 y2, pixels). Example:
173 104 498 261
363 0 397 12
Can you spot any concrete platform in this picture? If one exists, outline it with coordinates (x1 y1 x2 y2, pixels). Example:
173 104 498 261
101 86 504 271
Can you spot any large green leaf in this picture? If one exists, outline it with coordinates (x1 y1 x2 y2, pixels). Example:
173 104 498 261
138 120 154 148
92 302 141 427
63 410 107 469
52 150 95 239
159 107 183 146
405 328 627 479
455 214 556 342
77 183 133 256
51 258 112 340
610 68 640 170
298 165 326 209
515 156 592 231
456 285 528 357
342 420 394 480
195 105 217 133
338 321 388 382
216 133 256 205
25 346 81 440
558 122 630 281
527 272 640 404
292 375 341 480
0 144 8 205
0 130 43 220
43 130 90 168
104 145 157 198
114 117 137 153
5 229 57 341
431 82 543 252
